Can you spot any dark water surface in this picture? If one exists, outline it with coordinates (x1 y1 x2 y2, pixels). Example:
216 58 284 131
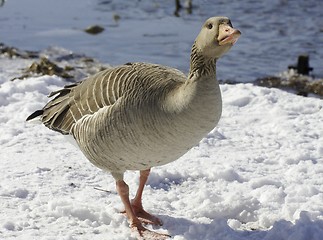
0 0 322 81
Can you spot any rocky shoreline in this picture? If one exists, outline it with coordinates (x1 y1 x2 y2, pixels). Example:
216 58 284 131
1 43 109 82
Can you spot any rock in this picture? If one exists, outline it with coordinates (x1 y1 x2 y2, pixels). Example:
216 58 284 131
0 42 39 59
255 73 323 98
84 25 105 35
12 57 73 80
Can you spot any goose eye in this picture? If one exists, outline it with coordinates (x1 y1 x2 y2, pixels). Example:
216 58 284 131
207 23 213 29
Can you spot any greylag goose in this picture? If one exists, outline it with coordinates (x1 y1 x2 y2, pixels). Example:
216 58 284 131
27 16 240 239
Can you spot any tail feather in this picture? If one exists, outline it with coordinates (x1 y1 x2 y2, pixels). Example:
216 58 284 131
26 84 76 134
41 89 73 134
42 104 69 129
26 110 44 122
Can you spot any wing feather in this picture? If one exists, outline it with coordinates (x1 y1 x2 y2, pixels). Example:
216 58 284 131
26 63 186 134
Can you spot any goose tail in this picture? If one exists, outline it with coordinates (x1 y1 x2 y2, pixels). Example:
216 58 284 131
26 109 44 123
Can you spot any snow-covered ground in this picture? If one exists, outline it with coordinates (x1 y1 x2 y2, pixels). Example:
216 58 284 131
0 56 323 240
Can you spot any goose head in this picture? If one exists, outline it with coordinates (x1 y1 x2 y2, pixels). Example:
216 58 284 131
194 16 241 60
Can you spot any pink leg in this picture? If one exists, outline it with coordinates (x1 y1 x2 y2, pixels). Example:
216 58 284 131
131 169 163 226
116 178 170 239
116 180 141 228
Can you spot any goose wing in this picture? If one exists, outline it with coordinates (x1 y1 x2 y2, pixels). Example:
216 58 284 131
28 63 186 134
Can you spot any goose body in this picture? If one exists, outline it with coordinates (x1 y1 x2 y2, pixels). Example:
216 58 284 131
27 16 240 238
39 62 221 178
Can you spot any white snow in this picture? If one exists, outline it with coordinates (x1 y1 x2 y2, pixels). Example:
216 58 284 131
0 57 323 240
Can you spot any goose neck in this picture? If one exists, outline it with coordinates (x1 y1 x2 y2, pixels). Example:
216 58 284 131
188 42 217 79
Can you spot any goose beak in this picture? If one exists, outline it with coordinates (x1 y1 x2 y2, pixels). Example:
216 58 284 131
218 24 241 46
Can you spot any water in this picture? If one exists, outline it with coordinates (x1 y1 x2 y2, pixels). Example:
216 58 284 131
0 0 322 81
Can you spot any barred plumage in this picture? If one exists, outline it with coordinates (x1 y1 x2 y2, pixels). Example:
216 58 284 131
32 62 183 134
27 16 241 238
